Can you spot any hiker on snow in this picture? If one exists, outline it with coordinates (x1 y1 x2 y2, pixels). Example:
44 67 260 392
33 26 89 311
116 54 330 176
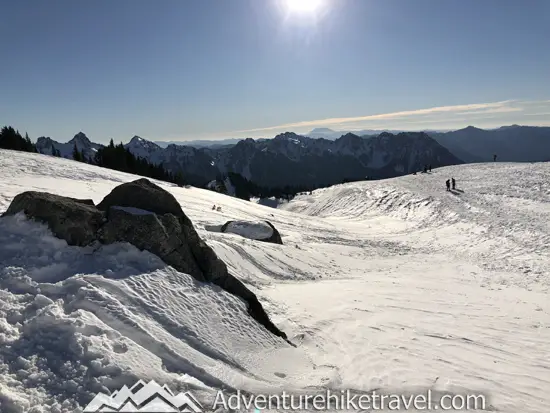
451 178 456 190
446 179 451 191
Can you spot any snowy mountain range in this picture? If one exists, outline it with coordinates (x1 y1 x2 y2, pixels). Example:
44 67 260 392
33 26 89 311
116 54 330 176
35 125 550 188
307 127 408 140
152 125 550 163
37 131 461 187
155 138 242 148
36 132 102 161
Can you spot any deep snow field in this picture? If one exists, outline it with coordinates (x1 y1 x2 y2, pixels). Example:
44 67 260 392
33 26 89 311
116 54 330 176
0 149 549 412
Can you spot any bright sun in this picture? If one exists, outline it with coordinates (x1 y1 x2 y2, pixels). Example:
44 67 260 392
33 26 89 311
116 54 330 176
285 0 323 14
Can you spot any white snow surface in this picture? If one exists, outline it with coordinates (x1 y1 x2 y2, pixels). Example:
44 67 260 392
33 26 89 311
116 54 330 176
0 149 549 412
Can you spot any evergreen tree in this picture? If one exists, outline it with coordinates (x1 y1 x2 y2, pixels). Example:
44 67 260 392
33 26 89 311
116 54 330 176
24 133 35 151
94 142 184 186
174 171 185 186
72 144 82 161
0 126 37 152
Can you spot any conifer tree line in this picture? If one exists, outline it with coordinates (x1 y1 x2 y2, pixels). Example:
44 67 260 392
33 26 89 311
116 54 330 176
0 126 37 152
93 139 186 186
224 172 315 201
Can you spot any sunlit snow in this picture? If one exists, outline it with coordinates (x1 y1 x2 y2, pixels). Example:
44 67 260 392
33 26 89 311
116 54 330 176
0 149 549 412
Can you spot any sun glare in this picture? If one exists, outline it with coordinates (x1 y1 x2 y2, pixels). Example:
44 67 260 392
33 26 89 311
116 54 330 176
285 0 323 14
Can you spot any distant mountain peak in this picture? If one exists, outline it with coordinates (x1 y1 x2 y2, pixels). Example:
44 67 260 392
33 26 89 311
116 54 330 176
399 131 431 139
68 132 91 145
127 135 160 148
37 136 54 143
498 124 521 129
274 131 301 140
338 132 362 142
236 138 256 146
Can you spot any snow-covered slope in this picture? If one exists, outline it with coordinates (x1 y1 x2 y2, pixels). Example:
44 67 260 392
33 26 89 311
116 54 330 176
1 149 549 412
283 162 550 287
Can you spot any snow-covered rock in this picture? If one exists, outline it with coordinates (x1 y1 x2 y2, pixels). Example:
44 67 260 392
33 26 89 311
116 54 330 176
220 220 283 244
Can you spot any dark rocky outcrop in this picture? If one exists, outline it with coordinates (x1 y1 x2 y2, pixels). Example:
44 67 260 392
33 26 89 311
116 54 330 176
220 220 283 245
97 207 206 281
3 192 102 246
2 178 288 342
97 179 184 217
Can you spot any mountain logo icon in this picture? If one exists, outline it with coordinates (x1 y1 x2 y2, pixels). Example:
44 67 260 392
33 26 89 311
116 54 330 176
83 379 203 412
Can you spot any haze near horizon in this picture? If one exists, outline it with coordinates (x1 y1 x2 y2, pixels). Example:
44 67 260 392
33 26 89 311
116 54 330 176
1 0 549 143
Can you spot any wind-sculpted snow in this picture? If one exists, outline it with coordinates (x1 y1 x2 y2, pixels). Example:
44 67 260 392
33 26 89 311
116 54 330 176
0 214 318 412
284 162 550 289
1 149 549 412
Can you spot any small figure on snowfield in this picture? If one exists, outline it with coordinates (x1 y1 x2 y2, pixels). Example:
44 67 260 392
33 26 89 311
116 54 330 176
446 179 451 191
451 178 456 190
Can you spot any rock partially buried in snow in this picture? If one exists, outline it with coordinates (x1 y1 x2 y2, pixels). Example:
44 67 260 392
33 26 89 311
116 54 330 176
2 178 288 341
2 192 102 246
221 220 283 245
97 206 206 281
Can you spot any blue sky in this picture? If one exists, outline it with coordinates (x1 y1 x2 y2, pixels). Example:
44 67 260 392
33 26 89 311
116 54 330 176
1 0 549 143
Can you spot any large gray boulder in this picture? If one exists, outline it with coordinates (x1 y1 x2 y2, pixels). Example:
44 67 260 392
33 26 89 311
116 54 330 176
97 178 184 217
2 179 288 342
97 207 205 282
2 192 103 246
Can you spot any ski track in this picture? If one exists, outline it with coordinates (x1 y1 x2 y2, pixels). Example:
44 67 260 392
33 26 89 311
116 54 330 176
0 150 549 412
